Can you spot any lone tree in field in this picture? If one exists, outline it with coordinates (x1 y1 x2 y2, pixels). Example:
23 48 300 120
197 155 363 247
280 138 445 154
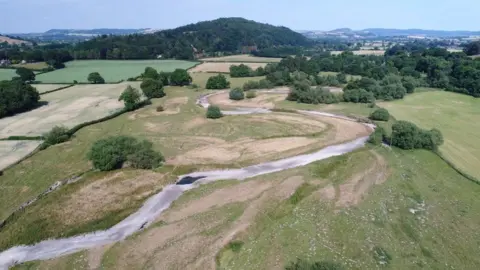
143 67 159 80
169 69 192 86
119 85 141 111
369 108 390 121
16 67 36 82
206 105 223 119
87 72 105 84
140 79 165 99
206 74 230 89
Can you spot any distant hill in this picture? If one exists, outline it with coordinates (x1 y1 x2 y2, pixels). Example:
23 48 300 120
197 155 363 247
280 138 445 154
363 28 480 37
73 17 311 60
10 29 155 43
0 35 31 45
300 28 480 39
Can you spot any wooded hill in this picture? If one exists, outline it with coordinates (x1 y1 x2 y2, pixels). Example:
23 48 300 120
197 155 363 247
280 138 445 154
72 18 311 60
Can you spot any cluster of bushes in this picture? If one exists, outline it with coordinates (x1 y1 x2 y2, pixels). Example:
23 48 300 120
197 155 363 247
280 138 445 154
0 79 40 118
344 75 416 102
142 67 192 86
287 83 340 104
206 105 223 119
140 79 165 99
229 64 265 77
206 74 230 89
88 136 164 171
229 88 245 100
242 79 273 91
369 120 444 150
16 68 36 82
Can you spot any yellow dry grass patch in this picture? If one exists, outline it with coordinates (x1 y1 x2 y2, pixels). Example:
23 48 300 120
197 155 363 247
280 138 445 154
189 62 267 73
209 90 288 109
0 82 141 137
52 171 165 227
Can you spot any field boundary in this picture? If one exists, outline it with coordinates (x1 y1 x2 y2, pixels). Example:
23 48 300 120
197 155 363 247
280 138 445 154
33 80 125 85
434 150 480 185
38 85 74 95
185 61 202 71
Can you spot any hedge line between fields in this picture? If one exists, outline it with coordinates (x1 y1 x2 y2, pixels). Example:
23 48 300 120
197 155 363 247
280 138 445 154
38 84 74 95
433 150 480 185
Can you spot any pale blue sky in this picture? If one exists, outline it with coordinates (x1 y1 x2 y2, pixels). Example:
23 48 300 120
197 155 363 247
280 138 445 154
1 0 478 33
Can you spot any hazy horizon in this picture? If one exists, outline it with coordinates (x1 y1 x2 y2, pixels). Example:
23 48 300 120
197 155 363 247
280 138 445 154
1 0 479 33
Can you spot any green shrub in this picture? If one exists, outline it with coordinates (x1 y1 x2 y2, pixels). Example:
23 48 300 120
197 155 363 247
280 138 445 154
142 67 159 80
127 140 164 169
206 105 223 119
230 64 255 77
229 88 245 100
285 259 345 270
140 79 165 99
169 69 192 86
336 73 348 84
288 85 340 104
368 127 387 145
118 85 141 111
246 90 257 99
227 240 244 252
343 88 375 103
206 74 230 89
369 108 390 121
43 126 70 146
87 136 163 171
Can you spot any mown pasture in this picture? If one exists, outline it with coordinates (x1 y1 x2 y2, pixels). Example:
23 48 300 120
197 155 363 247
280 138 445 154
0 69 17 81
0 141 42 171
0 82 141 138
35 60 198 83
189 62 267 73
200 54 282 63
379 91 480 180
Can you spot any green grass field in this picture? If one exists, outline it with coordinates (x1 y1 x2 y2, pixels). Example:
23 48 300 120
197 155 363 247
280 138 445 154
200 54 282 63
379 91 480 180
0 69 17 81
35 60 198 83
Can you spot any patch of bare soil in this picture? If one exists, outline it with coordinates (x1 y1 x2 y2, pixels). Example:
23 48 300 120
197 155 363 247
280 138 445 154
183 117 209 130
53 171 166 227
169 136 318 165
88 244 112 270
315 184 336 201
189 62 267 73
208 90 288 109
335 150 389 207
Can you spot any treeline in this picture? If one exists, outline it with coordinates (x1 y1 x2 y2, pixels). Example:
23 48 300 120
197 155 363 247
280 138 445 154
0 43 72 70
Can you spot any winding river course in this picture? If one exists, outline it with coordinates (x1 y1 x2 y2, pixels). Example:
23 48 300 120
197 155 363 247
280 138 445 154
0 91 373 269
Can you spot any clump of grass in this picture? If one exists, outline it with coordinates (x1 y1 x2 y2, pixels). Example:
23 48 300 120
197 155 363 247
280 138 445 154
156 105 164 112
227 240 244 252
373 246 392 266
289 183 315 205
246 90 257 99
